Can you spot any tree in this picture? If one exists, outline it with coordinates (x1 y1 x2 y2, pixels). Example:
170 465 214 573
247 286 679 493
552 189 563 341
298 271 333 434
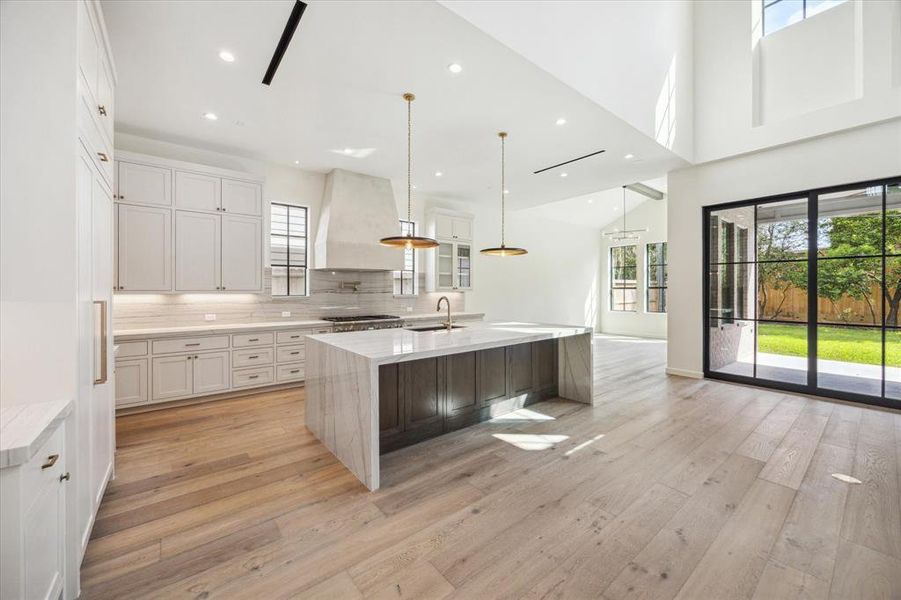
756 219 807 320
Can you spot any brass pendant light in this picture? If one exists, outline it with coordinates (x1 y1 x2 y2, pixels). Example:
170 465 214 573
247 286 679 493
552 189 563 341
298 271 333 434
481 132 527 256
380 93 439 249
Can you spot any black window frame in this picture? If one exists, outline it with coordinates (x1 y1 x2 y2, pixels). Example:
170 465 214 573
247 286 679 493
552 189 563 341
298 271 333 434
270 202 309 297
702 175 901 412
646 242 668 314
610 244 638 312
393 219 417 296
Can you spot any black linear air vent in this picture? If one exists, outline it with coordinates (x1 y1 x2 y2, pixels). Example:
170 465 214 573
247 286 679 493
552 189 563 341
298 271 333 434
262 0 307 86
533 149 606 174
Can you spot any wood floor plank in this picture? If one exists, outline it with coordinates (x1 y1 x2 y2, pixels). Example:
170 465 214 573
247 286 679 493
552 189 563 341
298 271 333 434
294 571 363 600
751 561 829 600
759 411 830 490
770 441 855 582
840 409 901 560
365 561 454 600
829 540 901 600
736 396 807 462
673 479 796 600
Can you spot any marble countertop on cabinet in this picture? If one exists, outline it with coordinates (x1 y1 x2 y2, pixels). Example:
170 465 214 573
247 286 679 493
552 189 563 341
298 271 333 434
112 312 485 341
307 320 592 365
0 398 73 468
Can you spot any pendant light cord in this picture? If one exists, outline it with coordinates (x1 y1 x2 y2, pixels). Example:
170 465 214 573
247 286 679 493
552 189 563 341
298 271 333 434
501 133 505 246
406 94 413 223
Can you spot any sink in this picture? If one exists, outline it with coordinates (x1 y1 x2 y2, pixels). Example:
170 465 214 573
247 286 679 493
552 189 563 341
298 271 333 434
405 324 466 333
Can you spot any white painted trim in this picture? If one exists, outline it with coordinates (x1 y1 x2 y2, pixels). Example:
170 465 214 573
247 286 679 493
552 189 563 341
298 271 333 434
115 150 265 184
665 367 703 379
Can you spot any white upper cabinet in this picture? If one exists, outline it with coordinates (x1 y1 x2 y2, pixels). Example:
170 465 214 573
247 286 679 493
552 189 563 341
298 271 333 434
76 0 100 102
433 213 473 242
221 179 262 216
175 210 221 291
221 214 262 291
175 171 221 212
118 162 171 206
117 204 172 291
96 61 114 144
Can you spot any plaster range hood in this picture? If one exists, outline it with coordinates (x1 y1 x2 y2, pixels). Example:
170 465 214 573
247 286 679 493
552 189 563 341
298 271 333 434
314 169 405 271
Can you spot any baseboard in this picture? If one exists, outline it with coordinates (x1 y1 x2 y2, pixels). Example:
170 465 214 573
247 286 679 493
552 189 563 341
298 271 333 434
665 367 704 379
116 381 304 415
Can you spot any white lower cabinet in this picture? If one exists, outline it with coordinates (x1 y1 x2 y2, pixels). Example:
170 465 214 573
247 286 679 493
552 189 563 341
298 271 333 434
152 355 193 401
192 352 230 395
115 358 148 407
0 423 67 600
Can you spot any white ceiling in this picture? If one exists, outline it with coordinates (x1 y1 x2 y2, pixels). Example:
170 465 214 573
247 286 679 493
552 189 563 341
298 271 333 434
519 177 667 229
102 0 687 209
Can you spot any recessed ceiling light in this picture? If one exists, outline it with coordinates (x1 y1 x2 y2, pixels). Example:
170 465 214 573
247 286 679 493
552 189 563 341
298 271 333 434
203 112 218 121
412 185 417 190
294 160 300 165
560 172 568 178
555 117 567 126
588 199 594 204
218 50 235 63
503 189 509 194
435 171 443 177
447 63 463 74
342 148 353 155
624 153 635 159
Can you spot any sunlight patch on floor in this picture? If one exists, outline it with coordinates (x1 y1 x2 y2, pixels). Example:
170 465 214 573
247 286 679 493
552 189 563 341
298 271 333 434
492 433 569 451
565 433 606 456
489 408 556 423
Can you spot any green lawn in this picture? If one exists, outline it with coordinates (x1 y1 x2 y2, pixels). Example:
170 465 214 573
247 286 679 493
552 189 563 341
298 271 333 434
757 323 899 367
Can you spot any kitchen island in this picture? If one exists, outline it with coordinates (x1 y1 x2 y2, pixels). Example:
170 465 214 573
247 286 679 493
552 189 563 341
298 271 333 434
305 321 593 490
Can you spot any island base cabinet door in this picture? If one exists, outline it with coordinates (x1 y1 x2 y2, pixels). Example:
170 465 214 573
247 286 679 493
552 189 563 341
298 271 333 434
507 343 534 397
152 355 192 401
221 214 262 291
477 347 507 406
192 351 230 395
446 351 478 420
533 339 558 392
115 358 148 407
403 358 444 432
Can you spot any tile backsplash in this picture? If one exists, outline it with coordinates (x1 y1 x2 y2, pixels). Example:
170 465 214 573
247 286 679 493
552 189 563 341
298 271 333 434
113 270 466 330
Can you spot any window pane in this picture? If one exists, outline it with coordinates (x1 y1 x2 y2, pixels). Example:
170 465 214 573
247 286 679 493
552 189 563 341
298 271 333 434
710 262 757 321
648 288 666 313
757 261 807 322
757 321 807 385
270 236 288 265
271 266 287 296
886 329 900 400
288 239 307 267
757 198 808 262
709 207 754 263
817 188 882 258
288 267 306 296
887 184 901 255
806 0 847 18
817 326 882 397
764 0 804 35
817 257 881 326
887 257 901 328
709 318 755 377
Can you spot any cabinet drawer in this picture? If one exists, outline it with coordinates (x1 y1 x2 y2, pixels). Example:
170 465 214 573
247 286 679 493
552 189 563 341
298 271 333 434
153 335 229 355
23 424 66 507
233 347 274 368
276 330 309 344
232 332 274 348
276 345 305 363
276 362 305 382
232 366 274 388
117 341 148 358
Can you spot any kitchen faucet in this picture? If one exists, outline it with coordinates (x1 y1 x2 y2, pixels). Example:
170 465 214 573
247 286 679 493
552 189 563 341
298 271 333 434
436 296 452 331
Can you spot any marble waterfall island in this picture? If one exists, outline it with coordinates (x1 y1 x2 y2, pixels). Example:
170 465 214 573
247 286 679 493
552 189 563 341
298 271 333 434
305 321 593 490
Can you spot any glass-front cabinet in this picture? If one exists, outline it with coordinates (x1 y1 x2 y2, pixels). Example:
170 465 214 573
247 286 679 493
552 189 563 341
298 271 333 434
425 209 474 292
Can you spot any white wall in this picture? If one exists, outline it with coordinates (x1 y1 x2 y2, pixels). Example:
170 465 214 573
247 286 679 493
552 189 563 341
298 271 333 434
0 1 79 407
441 0 695 161
694 0 901 163
599 199 668 339
667 119 901 377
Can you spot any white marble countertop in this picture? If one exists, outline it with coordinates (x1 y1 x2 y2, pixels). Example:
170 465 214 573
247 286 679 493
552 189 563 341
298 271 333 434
0 398 73 468
112 312 484 341
307 320 592 365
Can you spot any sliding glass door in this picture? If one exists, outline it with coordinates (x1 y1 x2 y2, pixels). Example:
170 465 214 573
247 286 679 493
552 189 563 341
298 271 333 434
704 178 901 409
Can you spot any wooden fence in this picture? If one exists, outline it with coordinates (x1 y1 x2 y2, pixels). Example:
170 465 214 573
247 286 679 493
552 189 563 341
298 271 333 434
759 283 883 324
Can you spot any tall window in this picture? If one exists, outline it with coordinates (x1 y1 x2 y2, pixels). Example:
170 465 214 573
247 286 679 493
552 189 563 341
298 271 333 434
646 242 668 313
763 0 847 36
393 220 416 296
270 203 308 297
610 245 638 312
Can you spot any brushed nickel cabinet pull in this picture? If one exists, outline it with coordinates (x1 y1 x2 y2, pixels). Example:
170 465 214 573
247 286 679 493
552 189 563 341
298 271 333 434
290 369 300 374
59 472 70 482
194 355 199 359
98 105 107 116
42 454 59 470
290 335 300 339
248 375 259 379
290 351 299 355
97 152 109 162
185 343 201 347
249 355 259 359
248 338 259 342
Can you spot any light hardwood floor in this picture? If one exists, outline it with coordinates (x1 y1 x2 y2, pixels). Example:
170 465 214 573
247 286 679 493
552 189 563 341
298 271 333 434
81 336 901 599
